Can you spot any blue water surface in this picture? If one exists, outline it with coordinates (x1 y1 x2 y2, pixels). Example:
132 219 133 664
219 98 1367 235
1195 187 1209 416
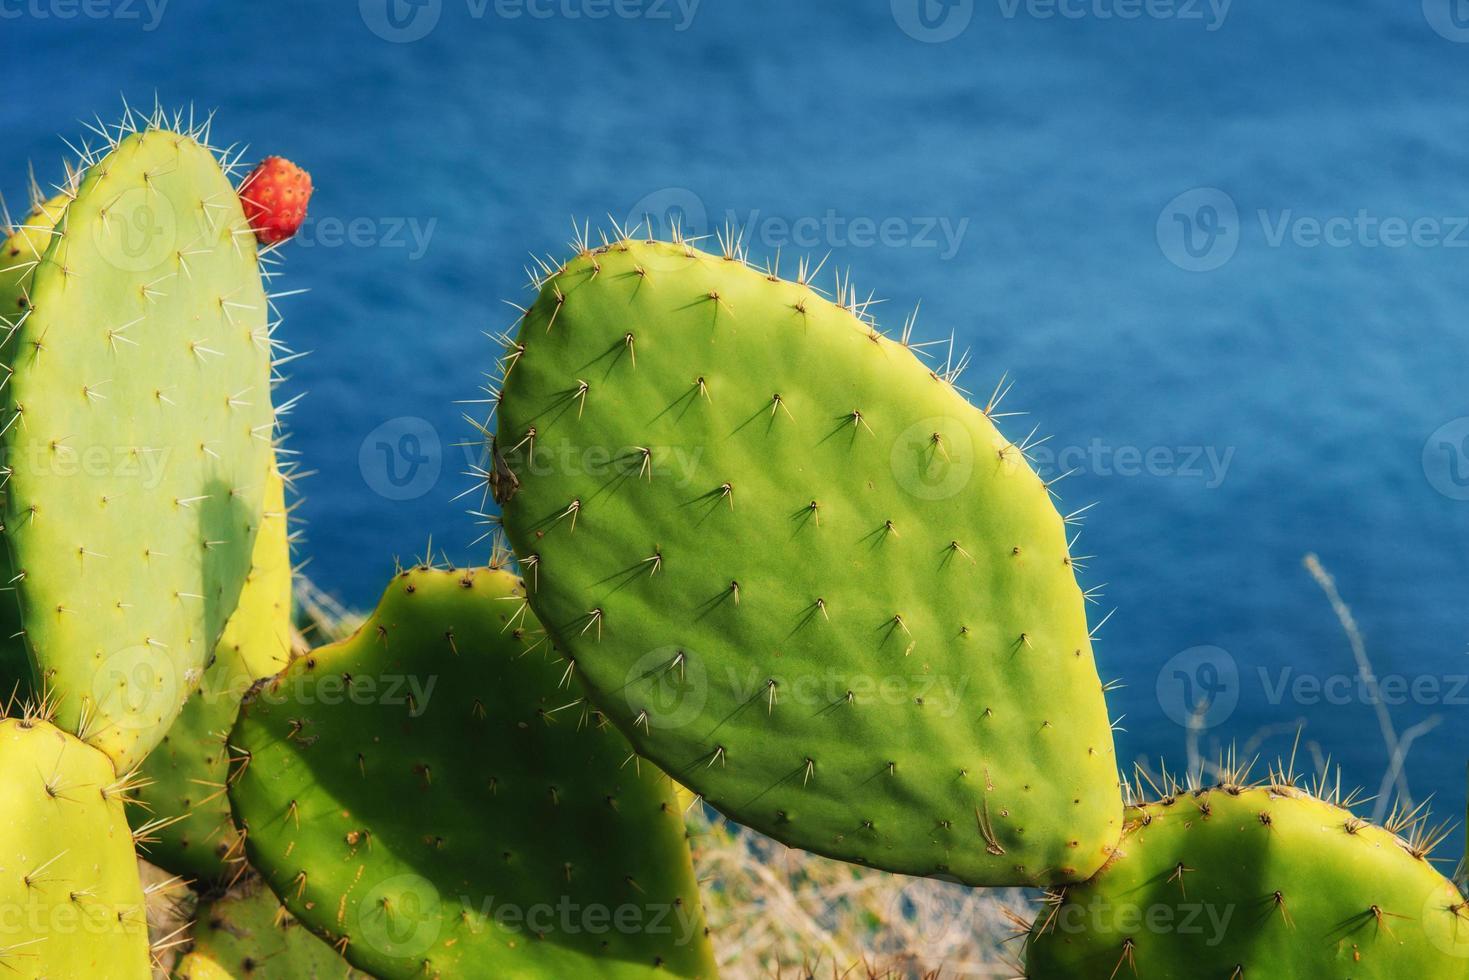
4 0 1466 849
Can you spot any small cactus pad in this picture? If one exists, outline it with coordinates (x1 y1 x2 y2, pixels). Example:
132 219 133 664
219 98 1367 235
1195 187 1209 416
228 566 717 979
1024 780 1469 978
491 237 1121 886
0 118 276 770
0 715 151 977
180 879 367 979
132 462 292 882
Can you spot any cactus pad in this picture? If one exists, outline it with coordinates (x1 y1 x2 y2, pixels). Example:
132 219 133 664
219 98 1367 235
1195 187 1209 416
180 879 367 979
1024 778 1469 978
228 565 717 979
173 952 235 980
490 237 1121 886
132 461 292 882
0 117 276 771
0 714 151 977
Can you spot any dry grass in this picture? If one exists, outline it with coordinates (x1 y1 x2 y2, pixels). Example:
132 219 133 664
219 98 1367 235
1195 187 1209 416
686 806 1029 977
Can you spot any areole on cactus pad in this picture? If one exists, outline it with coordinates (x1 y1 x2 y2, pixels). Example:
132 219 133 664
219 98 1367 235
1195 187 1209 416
0 111 278 771
228 565 717 979
489 235 1122 887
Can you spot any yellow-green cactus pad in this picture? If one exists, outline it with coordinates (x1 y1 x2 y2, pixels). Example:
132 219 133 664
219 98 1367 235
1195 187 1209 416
0 714 151 978
229 566 718 979
132 461 292 882
0 114 275 771
172 952 235 980
180 879 367 979
491 237 1122 887
0 193 68 691
1025 779 1469 978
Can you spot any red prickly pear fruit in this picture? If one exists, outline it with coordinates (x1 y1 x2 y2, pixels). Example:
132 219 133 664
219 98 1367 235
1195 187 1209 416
239 156 313 245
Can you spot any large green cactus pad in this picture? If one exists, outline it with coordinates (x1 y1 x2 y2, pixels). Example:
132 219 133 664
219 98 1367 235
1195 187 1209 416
132 461 292 882
0 120 275 771
0 715 151 978
492 237 1121 887
179 879 367 979
228 565 718 979
1024 781 1469 978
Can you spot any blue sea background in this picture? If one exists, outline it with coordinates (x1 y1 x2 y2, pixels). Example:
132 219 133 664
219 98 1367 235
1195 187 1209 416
5 1 1466 852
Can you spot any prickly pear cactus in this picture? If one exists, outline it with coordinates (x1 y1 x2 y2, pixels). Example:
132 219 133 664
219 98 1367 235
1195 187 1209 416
228 565 718 979
1024 776 1469 978
0 713 152 977
0 112 276 771
131 461 293 882
490 236 1121 887
179 879 367 979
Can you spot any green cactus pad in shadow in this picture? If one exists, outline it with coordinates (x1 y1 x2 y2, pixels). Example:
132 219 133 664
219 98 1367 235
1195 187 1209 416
491 237 1121 887
0 714 151 978
228 565 717 979
132 461 293 882
0 116 276 772
179 878 367 979
1024 778 1469 978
